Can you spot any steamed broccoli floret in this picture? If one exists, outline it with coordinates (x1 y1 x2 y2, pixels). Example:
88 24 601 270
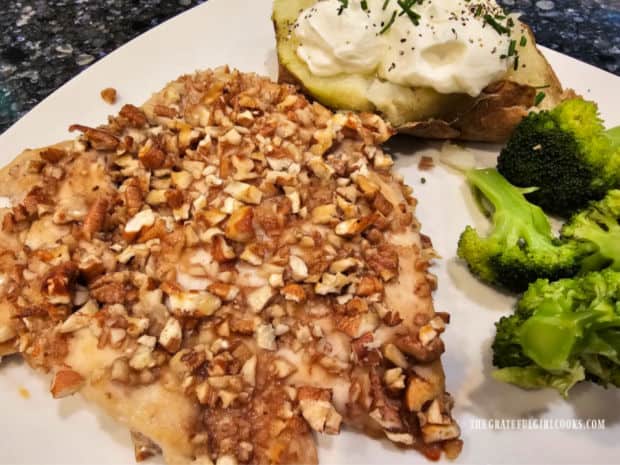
561 190 620 273
492 269 620 396
492 309 534 368
457 168 588 292
497 99 620 216
493 365 586 398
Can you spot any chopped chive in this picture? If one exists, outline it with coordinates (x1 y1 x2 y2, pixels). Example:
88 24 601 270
520 35 527 47
337 0 348 15
475 5 483 16
383 0 390 10
508 39 517 56
361 0 368 10
397 0 421 24
513 54 520 70
534 92 546 106
484 14 510 34
507 17 514 27
380 9 397 33
398 0 414 13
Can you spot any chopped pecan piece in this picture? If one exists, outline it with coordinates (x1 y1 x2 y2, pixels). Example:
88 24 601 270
354 175 379 198
365 245 399 282
100 87 117 105
119 104 148 127
69 124 119 150
335 214 375 237
356 276 384 297
229 317 256 335
224 206 254 243
82 197 109 239
164 189 185 210
124 178 144 216
78 255 106 281
211 235 236 263
281 284 306 303
350 332 381 366
40 147 66 163
124 209 156 240
208 282 239 301
159 317 182 353
89 274 129 305
336 313 379 339
421 422 461 444
153 104 177 118
373 192 394 216
139 143 166 169
396 334 445 363
246 286 274 312
50 369 84 398
42 262 79 305
405 374 442 412
25 185 53 214
167 290 222 317
344 298 368 314
297 386 342 435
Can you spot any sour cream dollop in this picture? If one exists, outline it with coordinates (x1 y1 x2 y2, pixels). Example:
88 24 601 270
294 0 520 96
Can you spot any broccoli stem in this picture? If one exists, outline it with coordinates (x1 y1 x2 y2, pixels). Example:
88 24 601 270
576 229 620 271
466 169 556 252
567 213 620 272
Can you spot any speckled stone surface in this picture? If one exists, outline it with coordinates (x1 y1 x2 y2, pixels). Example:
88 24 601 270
498 0 620 73
1 0 619 133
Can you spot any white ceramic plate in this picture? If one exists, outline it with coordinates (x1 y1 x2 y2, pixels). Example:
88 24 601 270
1 1 619 464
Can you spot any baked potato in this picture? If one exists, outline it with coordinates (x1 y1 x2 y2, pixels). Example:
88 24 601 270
272 0 566 142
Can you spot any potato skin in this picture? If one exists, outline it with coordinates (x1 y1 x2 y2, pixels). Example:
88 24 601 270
273 1 565 142
398 81 536 142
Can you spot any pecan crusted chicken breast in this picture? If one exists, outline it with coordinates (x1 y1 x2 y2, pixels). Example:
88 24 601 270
0 67 461 464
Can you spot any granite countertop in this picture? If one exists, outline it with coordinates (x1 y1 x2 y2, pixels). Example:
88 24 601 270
1 0 619 134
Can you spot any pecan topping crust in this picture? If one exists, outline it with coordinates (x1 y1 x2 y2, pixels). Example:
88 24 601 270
0 68 459 465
